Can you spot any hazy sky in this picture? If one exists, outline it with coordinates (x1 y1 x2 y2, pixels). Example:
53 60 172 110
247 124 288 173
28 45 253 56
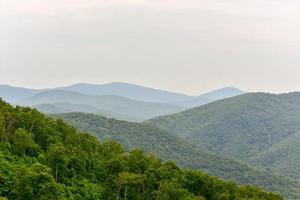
1 0 300 95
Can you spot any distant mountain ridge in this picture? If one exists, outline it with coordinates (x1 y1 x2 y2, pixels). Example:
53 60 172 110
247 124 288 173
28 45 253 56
18 90 185 121
0 82 245 105
171 87 245 108
0 85 39 103
198 87 245 100
34 103 102 114
0 83 245 120
57 82 193 103
58 83 245 107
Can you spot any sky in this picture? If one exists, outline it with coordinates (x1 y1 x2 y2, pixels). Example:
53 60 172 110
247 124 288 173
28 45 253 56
1 0 300 95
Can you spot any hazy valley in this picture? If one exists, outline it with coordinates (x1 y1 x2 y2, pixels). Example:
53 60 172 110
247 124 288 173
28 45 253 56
1 83 300 199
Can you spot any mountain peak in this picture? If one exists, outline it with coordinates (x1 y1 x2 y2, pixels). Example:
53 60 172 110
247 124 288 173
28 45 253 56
198 87 245 100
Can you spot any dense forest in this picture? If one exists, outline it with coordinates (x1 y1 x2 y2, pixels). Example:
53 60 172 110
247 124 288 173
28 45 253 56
146 93 300 179
0 99 283 199
58 112 300 199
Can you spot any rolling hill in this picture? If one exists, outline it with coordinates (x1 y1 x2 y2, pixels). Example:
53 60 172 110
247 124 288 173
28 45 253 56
58 82 193 103
34 102 142 121
59 83 245 108
34 103 72 114
250 130 300 180
0 99 284 200
34 103 103 114
200 87 246 100
146 92 300 180
18 90 185 121
57 112 300 199
1 83 245 112
0 85 38 103
171 87 245 108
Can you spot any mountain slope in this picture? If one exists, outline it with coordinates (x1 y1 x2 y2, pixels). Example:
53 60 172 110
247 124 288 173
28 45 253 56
34 103 73 114
58 82 193 103
146 92 300 185
57 112 300 199
0 85 38 103
18 90 185 121
34 102 141 120
250 130 300 180
1 83 245 109
59 83 245 107
34 103 103 114
0 100 283 200
147 93 300 160
199 87 245 100
170 87 245 108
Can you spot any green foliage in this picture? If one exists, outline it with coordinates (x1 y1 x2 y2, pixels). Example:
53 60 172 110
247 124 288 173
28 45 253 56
10 128 38 156
147 93 300 159
11 163 59 200
0 99 283 199
146 93 300 181
59 112 300 199
250 130 300 180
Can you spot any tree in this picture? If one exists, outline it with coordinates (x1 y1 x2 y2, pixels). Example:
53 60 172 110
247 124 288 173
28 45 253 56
47 144 68 182
156 180 195 200
10 128 38 156
0 115 4 142
0 100 286 200
70 178 104 200
12 164 60 200
116 172 144 200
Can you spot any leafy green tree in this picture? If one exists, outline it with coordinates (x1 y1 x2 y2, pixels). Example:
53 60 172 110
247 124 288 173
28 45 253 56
10 128 38 156
116 172 144 200
47 144 68 182
0 153 14 197
11 164 60 200
156 180 195 200
0 99 285 200
69 178 104 200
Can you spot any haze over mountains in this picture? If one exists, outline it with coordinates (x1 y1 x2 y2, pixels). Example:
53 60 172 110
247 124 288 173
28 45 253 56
2 82 300 199
0 82 245 121
0 85 39 103
171 87 244 108
19 90 185 121
57 83 193 103
2 0 299 198
0 99 285 200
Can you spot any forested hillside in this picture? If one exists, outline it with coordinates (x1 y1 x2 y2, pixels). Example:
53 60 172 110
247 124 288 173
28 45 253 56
250 130 300 180
0 99 284 200
146 93 300 185
58 112 300 199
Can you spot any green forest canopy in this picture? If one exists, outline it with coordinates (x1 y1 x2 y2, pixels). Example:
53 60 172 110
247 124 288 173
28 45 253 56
146 93 300 181
0 99 283 200
58 112 300 200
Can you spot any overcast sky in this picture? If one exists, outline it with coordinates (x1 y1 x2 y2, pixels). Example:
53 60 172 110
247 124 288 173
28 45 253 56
1 0 300 95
